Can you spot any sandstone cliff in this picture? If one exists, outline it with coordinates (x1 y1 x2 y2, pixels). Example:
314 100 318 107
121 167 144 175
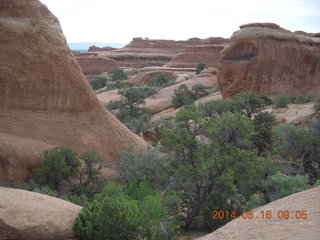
0 187 81 240
90 37 228 68
197 186 320 240
76 55 119 77
165 38 228 68
0 0 147 182
218 23 320 98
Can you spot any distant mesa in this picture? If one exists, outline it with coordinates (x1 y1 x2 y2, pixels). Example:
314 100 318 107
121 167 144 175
88 45 117 52
0 0 147 182
218 22 320 98
76 37 229 70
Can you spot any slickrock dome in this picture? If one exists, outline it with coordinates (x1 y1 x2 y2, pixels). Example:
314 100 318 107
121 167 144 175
218 23 320 98
0 0 147 182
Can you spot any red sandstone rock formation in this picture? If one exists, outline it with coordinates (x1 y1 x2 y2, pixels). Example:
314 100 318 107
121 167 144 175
218 23 320 98
97 37 228 68
165 38 228 68
123 70 176 85
88 45 116 52
0 0 147 182
0 187 82 240
165 45 226 68
197 186 320 240
76 56 119 77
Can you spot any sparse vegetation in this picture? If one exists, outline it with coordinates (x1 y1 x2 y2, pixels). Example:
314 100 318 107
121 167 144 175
108 67 128 81
32 146 105 204
273 94 291 108
195 62 206 74
172 84 209 108
148 73 176 88
88 76 108 90
293 95 313 104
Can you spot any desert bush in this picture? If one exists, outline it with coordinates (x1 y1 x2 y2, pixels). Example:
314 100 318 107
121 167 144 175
314 100 320 112
105 100 124 111
148 73 175 88
74 182 179 240
33 146 79 191
172 84 195 108
117 147 168 189
191 83 209 99
293 95 313 104
260 172 307 202
195 62 206 74
88 77 108 90
273 94 291 108
231 92 268 118
32 146 105 203
108 68 128 81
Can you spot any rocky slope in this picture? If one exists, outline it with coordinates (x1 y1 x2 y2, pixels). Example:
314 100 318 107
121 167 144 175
0 187 81 240
218 23 320 98
0 0 147 182
197 186 320 240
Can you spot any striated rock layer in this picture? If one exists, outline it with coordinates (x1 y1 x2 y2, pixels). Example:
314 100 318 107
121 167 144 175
0 187 82 240
197 186 320 240
91 37 228 68
76 55 119 77
0 0 147 182
218 23 320 98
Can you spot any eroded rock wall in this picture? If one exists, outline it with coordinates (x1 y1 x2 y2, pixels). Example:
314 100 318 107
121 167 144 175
0 0 147 182
218 23 320 98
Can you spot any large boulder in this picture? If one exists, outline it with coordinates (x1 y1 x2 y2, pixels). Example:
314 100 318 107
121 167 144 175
197 186 320 240
0 187 81 240
218 23 320 98
0 0 147 182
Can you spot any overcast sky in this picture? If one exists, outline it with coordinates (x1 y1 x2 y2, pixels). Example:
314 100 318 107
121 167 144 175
40 0 320 44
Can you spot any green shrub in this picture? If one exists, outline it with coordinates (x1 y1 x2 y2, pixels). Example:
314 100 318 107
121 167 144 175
117 147 168 189
105 80 130 90
32 146 105 203
191 83 209 99
33 146 79 191
196 63 206 74
231 92 268 118
105 100 124 111
74 183 179 240
260 172 307 202
148 73 175 88
273 94 291 108
88 77 108 90
108 68 128 81
293 95 313 104
314 100 320 112
172 84 195 108
74 194 142 240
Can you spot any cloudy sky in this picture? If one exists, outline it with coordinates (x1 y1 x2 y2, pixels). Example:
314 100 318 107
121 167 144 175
41 0 320 44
